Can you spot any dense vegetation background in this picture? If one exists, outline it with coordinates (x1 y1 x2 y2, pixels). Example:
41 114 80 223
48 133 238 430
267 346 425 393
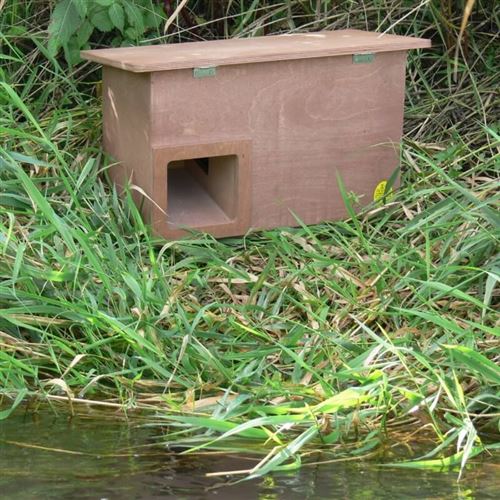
0 0 498 477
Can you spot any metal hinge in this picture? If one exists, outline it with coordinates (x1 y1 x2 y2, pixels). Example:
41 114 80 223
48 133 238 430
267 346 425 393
352 53 375 64
193 66 217 78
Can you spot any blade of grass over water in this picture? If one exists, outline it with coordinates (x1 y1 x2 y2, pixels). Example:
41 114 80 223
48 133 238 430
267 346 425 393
0 0 499 481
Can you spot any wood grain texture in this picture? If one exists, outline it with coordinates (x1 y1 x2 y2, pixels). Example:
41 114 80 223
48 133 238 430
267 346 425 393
148 51 407 234
152 140 252 239
81 29 430 73
102 67 154 220
95 30 429 238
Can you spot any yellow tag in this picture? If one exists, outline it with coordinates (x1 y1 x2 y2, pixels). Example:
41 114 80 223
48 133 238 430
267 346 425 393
373 180 392 202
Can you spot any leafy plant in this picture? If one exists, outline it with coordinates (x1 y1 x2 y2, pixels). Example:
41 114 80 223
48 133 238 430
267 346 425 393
47 0 164 64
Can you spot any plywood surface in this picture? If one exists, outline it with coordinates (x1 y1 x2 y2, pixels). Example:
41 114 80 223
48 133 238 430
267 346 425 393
167 168 231 227
81 29 430 73
148 51 407 234
102 67 154 219
152 140 252 239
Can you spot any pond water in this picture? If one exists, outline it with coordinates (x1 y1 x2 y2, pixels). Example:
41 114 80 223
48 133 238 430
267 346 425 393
0 409 498 499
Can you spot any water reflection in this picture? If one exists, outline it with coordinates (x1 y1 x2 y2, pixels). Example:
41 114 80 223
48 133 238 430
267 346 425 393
0 409 498 499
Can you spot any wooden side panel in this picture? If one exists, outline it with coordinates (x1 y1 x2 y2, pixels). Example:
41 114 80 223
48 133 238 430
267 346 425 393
186 156 239 218
102 67 153 220
150 51 407 234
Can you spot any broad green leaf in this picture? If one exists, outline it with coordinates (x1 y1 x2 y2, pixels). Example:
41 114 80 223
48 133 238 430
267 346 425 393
124 2 145 34
109 3 125 32
144 7 164 29
91 9 114 32
72 0 88 17
47 0 82 54
77 19 94 46
63 36 83 66
124 27 138 40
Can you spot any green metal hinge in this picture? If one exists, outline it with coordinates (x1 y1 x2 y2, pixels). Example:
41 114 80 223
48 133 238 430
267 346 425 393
352 53 375 64
193 66 217 78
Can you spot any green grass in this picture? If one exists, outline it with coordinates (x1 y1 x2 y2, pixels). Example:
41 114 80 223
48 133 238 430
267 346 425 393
0 0 499 479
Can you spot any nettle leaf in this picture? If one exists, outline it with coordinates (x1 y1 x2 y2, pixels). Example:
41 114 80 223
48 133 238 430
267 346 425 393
47 0 82 55
144 7 164 29
123 1 145 35
63 37 83 66
77 19 94 46
95 0 115 6
72 0 88 17
124 27 138 41
109 3 125 33
91 8 114 32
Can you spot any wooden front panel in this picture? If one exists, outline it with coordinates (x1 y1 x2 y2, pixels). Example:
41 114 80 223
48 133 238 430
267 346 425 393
150 51 407 233
152 140 252 239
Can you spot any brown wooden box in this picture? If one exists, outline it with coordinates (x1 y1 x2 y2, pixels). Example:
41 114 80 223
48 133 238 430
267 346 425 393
81 30 430 239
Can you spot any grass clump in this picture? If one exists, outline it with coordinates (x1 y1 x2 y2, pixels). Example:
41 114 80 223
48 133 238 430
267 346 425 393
0 0 499 478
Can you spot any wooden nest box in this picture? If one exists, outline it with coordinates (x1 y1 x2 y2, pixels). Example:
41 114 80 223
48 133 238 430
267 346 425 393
81 30 430 239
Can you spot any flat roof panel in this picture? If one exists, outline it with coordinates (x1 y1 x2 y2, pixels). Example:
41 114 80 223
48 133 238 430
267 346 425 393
80 29 430 73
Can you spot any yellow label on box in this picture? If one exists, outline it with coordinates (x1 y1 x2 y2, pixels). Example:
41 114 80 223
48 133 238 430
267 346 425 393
373 180 392 202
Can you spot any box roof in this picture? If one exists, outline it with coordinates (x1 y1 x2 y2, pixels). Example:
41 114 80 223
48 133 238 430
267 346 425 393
81 29 430 73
